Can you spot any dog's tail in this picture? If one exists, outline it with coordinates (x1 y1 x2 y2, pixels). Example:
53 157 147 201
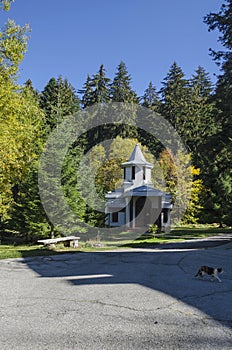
195 270 200 277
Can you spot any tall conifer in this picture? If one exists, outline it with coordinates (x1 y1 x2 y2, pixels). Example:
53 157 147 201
111 61 138 103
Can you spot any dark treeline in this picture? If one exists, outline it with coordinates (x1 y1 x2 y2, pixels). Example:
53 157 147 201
0 0 231 242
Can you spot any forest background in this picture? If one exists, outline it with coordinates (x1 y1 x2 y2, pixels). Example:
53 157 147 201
0 0 231 243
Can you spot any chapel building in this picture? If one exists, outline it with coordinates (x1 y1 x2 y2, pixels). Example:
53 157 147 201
105 144 172 232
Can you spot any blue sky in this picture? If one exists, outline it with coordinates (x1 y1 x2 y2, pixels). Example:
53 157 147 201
2 0 223 96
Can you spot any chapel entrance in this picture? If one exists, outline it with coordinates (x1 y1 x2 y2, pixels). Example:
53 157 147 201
135 197 152 227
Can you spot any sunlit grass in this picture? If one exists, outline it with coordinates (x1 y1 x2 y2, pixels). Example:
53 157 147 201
0 245 61 260
0 225 231 259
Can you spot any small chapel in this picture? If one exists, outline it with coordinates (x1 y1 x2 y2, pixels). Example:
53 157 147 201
105 144 172 232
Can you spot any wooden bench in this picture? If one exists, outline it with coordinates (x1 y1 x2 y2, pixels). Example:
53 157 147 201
38 236 80 249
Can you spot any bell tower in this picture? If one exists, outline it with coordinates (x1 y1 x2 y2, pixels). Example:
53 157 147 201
122 144 153 191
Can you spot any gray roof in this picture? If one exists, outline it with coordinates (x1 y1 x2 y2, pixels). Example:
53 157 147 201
124 185 164 197
122 144 153 168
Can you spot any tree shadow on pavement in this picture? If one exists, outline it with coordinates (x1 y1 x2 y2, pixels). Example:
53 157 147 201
24 246 232 330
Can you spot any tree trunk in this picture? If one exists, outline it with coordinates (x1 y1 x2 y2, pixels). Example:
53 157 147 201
50 222 55 239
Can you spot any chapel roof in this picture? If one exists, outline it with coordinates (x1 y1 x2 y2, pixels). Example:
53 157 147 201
124 185 164 196
122 144 153 167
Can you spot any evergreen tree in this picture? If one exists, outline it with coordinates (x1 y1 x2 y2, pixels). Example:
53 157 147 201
78 74 94 109
187 66 218 159
39 76 85 237
141 81 160 111
110 61 138 103
8 162 50 242
138 81 162 156
40 76 80 131
159 63 218 161
204 0 232 138
202 0 232 226
159 62 190 132
77 144 106 227
79 65 110 108
91 64 111 104
24 79 40 100
191 66 213 97
110 62 139 138
62 147 87 232
111 60 138 108
38 121 87 238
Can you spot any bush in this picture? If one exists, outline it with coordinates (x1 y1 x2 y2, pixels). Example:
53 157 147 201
147 224 158 237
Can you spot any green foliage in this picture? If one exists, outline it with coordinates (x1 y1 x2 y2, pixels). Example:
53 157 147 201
78 74 94 108
187 66 218 158
158 62 217 155
159 62 190 131
62 147 87 229
0 1 47 240
141 81 161 111
111 61 138 103
79 65 111 108
77 144 106 226
147 224 158 236
201 0 232 226
7 163 50 242
0 78 44 221
0 0 14 11
204 0 232 62
95 137 154 193
1 0 231 242
40 76 80 131
199 136 232 226
0 19 29 77
156 149 203 224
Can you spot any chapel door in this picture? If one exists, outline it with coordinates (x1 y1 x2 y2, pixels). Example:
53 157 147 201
135 197 152 227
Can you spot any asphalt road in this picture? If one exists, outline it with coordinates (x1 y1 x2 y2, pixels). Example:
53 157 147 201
0 241 232 350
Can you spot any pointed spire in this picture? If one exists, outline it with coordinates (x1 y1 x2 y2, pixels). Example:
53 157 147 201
122 144 153 167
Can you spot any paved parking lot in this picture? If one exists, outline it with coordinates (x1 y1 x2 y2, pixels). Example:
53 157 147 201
0 241 232 349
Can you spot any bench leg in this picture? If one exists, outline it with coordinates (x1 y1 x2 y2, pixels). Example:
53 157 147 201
46 243 56 249
71 240 79 248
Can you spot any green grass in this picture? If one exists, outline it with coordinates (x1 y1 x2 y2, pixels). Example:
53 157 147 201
0 245 62 260
0 225 231 259
90 225 232 249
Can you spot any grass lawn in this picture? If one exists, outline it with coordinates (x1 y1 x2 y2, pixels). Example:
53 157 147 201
0 225 231 259
0 245 63 260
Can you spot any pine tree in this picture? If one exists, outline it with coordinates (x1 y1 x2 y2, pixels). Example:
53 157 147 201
141 81 160 111
8 162 50 242
159 62 190 131
78 74 94 108
77 144 106 227
186 66 218 159
110 62 139 138
138 81 162 156
39 77 85 236
40 76 80 131
24 79 40 100
62 147 87 233
202 0 232 226
79 65 110 108
110 61 138 103
91 64 111 104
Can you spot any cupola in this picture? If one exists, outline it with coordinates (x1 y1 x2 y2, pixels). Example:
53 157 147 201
122 144 153 191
